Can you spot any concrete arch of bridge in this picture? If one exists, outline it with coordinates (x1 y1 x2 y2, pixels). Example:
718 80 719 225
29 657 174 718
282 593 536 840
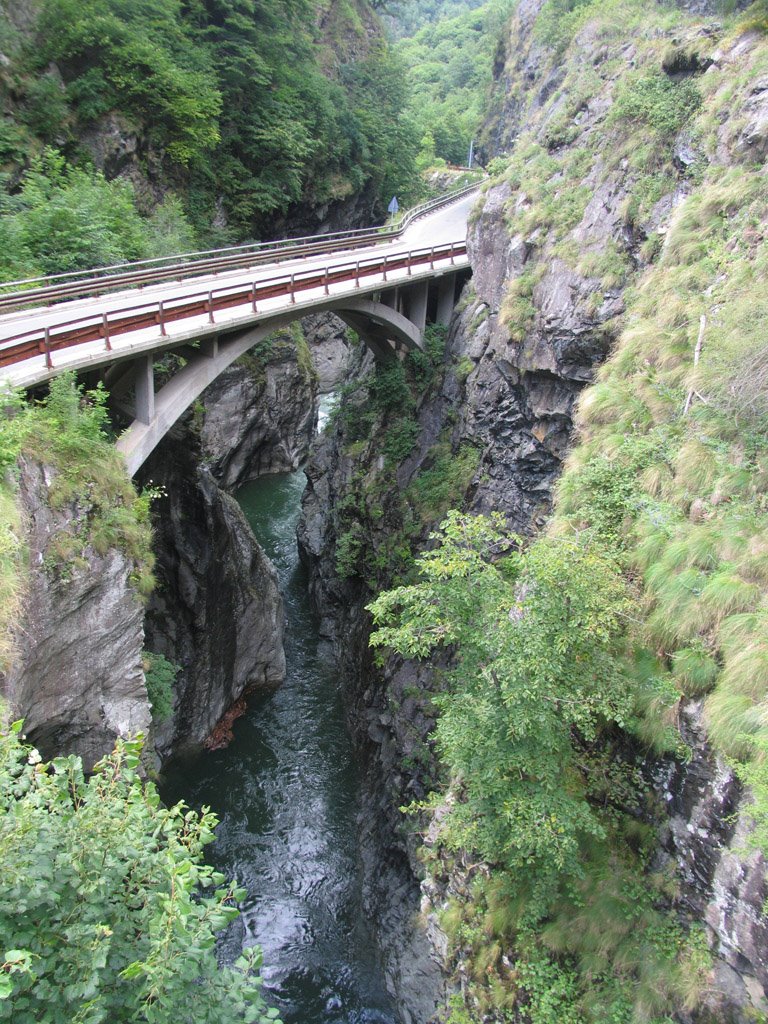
115 292 436 476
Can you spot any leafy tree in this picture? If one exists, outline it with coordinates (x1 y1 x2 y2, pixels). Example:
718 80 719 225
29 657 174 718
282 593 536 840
0 151 146 278
368 512 632 897
186 2 420 234
34 0 221 165
0 151 197 280
0 723 280 1023
395 0 513 166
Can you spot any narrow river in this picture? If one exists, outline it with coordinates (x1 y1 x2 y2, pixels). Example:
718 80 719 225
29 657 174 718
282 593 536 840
161 407 397 1024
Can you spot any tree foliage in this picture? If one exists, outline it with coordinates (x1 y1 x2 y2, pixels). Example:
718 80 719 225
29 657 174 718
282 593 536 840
367 514 712 1020
3 0 422 246
368 512 632 891
0 724 280 1023
34 0 221 164
394 0 513 167
0 151 197 280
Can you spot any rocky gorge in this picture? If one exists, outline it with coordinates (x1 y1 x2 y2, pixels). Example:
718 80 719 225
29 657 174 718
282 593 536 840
296 1 768 1021
1 0 767 1022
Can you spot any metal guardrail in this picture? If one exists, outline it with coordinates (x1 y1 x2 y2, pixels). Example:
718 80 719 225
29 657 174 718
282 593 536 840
0 183 479 314
0 241 468 370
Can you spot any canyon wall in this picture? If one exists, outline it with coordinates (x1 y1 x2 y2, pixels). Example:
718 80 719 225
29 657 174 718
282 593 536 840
298 2 768 1020
1 457 149 769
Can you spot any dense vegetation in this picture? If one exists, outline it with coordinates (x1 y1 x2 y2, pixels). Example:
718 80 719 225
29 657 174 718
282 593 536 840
0 726 279 1023
0 0 420 276
0 150 196 281
384 0 487 39
330 324 482 587
369 514 708 1022
394 0 512 168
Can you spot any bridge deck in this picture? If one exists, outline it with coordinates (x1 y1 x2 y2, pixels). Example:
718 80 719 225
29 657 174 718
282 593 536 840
0 190 476 390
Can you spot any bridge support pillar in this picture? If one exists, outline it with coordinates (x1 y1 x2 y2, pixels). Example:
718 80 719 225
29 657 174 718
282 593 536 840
200 336 219 358
407 281 428 334
135 354 155 426
436 274 457 325
381 287 400 312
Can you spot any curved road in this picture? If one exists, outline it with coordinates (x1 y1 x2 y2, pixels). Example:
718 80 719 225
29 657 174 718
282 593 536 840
0 190 477 390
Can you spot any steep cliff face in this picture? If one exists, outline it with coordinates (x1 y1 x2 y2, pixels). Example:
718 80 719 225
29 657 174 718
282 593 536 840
199 327 319 491
460 5 768 1016
141 325 328 758
299 2 768 1020
141 431 285 759
302 313 354 393
655 702 768 1019
299 341 466 1022
463 0 690 529
2 457 150 769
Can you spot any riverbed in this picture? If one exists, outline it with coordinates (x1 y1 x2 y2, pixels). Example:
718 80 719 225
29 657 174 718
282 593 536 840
161 432 397 1024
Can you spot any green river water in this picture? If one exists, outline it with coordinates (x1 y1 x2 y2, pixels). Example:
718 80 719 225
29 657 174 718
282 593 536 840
161 412 399 1024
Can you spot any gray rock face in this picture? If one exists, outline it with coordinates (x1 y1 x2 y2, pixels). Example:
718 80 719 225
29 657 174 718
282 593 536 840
1 458 150 769
302 313 354 392
200 350 317 490
142 433 285 759
656 702 768 1023
143 330 328 760
298 358 451 1022
79 112 145 189
359 777 447 1024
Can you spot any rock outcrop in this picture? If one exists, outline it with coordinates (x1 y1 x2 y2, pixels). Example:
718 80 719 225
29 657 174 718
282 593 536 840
657 702 768 1022
199 333 318 490
1 457 150 769
301 313 354 393
143 325 327 759
141 431 285 759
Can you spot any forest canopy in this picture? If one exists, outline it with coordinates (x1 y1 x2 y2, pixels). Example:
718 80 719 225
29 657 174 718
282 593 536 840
0 0 422 249
394 0 513 167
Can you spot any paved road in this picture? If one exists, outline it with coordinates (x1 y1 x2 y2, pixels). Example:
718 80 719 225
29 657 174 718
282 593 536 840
0 189 477 389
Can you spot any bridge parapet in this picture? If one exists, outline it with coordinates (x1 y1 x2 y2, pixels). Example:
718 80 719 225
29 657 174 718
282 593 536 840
0 185 476 474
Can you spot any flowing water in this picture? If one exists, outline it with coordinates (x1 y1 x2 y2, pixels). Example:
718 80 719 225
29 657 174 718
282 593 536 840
161 404 398 1024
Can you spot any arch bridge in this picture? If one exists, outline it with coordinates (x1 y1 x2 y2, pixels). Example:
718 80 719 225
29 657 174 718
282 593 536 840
0 186 477 474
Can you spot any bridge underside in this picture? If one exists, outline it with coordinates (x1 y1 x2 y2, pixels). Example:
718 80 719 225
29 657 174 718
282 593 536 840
110 272 465 476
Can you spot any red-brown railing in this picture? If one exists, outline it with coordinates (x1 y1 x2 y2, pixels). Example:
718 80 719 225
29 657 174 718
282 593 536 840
0 184 478 314
0 242 467 370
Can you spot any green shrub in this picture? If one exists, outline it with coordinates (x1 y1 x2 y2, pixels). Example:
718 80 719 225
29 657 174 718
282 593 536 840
0 724 280 1022
142 651 179 722
369 513 632 883
383 418 421 463
335 522 366 579
406 442 480 523
370 362 413 415
610 71 701 143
